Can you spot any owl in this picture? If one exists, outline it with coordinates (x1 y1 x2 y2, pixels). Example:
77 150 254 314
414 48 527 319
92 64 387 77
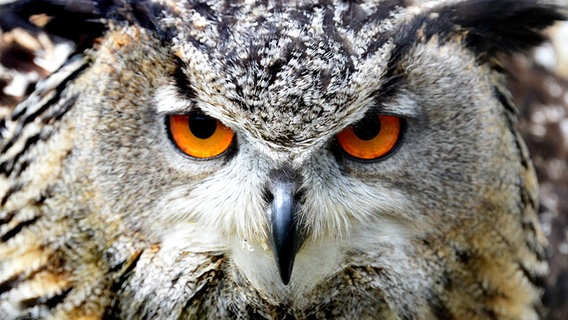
0 0 566 319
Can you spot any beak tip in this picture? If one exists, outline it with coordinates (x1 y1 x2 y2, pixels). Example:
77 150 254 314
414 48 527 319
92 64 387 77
272 225 297 285
271 215 299 286
275 254 294 285
279 270 292 285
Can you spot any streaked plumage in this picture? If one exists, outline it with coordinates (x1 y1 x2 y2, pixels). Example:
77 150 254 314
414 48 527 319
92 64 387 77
0 1 566 319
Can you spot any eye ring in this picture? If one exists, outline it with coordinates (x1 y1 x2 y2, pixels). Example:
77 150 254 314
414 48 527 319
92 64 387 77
336 115 403 161
167 113 235 159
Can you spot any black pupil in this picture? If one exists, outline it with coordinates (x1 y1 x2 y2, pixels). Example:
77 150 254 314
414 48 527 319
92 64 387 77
353 116 381 140
189 114 217 139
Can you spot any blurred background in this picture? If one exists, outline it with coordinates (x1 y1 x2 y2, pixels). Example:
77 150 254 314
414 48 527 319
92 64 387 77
507 21 568 320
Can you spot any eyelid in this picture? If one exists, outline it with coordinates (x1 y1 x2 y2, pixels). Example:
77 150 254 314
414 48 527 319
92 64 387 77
154 85 196 115
371 93 421 119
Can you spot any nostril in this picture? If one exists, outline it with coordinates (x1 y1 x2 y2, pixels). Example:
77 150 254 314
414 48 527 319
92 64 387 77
262 187 274 204
294 188 305 203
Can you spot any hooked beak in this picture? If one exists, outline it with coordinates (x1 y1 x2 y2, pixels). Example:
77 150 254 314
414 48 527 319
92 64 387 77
268 179 303 285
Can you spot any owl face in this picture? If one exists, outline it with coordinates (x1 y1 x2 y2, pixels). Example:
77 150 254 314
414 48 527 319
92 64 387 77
0 2 555 316
56 0 550 300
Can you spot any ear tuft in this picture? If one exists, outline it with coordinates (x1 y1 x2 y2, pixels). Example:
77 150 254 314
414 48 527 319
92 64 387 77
442 0 566 57
0 0 163 45
0 0 110 45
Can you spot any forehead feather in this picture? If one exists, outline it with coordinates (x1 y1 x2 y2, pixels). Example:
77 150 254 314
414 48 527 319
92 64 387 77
164 0 410 146
155 0 564 147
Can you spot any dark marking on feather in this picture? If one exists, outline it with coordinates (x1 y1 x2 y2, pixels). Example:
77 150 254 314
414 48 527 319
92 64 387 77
21 286 72 310
0 272 21 295
42 95 77 124
0 215 40 242
1 133 41 175
0 211 16 225
173 57 197 100
1 182 23 206
105 249 143 317
517 260 546 289
0 255 49 295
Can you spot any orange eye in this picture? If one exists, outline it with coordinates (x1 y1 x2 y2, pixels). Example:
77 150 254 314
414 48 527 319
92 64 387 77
337 115 402 160
168 113 234 158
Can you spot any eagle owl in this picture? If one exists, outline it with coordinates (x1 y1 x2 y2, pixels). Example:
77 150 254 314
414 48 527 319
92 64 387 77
0 0 566 319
